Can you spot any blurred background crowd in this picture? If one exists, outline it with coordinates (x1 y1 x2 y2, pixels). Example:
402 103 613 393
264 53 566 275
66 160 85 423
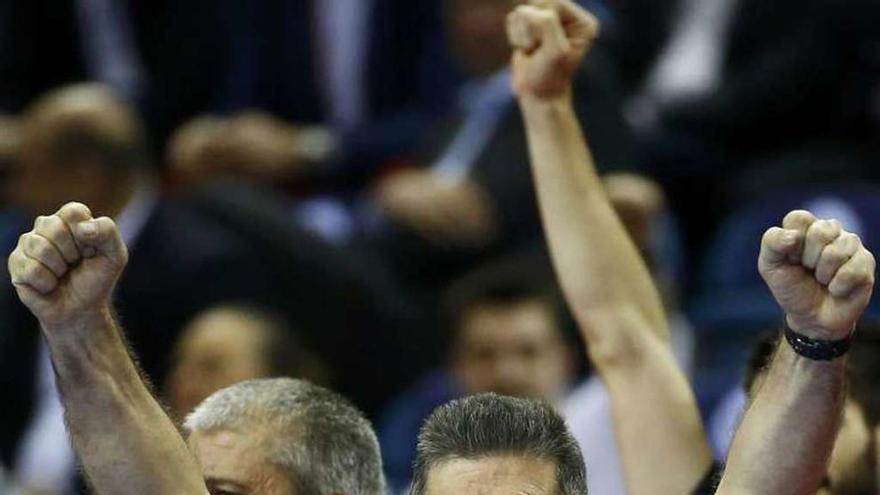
1 0 880 493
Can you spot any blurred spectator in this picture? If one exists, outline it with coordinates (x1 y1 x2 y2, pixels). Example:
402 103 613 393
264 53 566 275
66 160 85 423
622 0 880 254
165 304 329 424
0 84 280 493
0 0 231 147
215 0 459 178
167 112 334 188
378 255 581 492
362 0 633 299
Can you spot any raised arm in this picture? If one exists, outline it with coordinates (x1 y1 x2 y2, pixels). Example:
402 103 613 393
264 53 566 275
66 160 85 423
507 2 712 493
7 202 208 495
719 211 876 495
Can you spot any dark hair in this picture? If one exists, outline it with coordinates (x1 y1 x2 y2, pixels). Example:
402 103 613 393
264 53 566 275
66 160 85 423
745 321 880 426
175 303 330 386
410 393 588 495
442 254 583 357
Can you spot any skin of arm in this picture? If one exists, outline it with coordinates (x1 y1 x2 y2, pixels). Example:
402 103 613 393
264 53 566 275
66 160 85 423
8 202 209 495
718 211 876 495
507 2 713 494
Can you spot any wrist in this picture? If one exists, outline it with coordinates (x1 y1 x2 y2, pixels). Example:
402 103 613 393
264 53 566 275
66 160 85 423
785 315 854 341
783 318 853 362
517 87 574 112
41 306 116 346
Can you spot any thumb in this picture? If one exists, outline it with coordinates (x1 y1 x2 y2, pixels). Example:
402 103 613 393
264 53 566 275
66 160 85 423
73 217 128 266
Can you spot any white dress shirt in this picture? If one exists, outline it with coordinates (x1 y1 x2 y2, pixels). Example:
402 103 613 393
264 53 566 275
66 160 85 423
75 0 145 102
431 70 514 184
628 0 740 127
313 0 375 132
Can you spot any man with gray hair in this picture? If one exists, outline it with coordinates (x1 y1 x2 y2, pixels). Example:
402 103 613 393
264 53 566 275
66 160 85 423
410 393 587 495
185 378 384 495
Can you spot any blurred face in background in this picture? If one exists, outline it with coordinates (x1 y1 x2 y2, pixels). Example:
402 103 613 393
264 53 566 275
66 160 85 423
826 401 875 495
167 308 273 421
446 0 518 77
451 299 575 401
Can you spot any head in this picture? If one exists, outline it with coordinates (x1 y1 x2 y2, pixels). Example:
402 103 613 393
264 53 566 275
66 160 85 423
602 173 666 256
184 378 385 495
445 0 518 77
411 393 587 495
167 305 329 422
444 259 577 401
11 83 150 217
746 324 880 494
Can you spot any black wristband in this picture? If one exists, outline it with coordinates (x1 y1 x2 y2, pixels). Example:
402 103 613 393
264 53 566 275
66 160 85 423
784 323 852 361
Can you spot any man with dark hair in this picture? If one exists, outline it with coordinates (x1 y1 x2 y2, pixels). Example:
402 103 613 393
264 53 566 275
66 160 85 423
379 256 579 490
410 393 587 495
165 304 329 423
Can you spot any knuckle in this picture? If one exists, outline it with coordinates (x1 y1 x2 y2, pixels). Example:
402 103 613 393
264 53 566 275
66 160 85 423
783 209 813 225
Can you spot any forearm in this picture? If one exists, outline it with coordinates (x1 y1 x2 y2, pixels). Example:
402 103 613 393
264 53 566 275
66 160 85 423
42 309 207 495
519 92 668 343
719 341 846 495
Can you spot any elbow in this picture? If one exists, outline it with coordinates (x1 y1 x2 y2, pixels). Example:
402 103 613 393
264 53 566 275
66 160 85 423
574 306 664 372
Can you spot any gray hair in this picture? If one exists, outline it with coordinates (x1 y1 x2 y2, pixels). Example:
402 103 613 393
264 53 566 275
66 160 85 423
410 393 587 495
184 378 385 495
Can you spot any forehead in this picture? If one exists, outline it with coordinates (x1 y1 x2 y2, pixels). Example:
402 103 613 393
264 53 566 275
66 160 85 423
190 429 266 474
189 429 296 495
459 301 559 342
425 455 558 495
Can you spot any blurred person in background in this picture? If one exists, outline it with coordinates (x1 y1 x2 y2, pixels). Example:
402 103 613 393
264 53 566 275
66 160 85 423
363 0 633 302
0 84 280 494
621 0 880 254
378 256 580 491
0 0 231 149
192 0 458 186
165 304 330 424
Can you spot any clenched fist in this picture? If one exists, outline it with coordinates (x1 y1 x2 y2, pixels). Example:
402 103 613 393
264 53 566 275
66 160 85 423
8 202 128 329
760 210 876 341
507 0 600 100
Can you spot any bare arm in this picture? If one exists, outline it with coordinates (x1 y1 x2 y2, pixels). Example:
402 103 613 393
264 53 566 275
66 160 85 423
508 2 712 494
719 212 876 494
8 203 208 495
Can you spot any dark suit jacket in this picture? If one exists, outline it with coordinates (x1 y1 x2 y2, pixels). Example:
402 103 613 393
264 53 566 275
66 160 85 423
663 0 880 153
0 0 231 147
218 0 460 177
366 49 634 301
